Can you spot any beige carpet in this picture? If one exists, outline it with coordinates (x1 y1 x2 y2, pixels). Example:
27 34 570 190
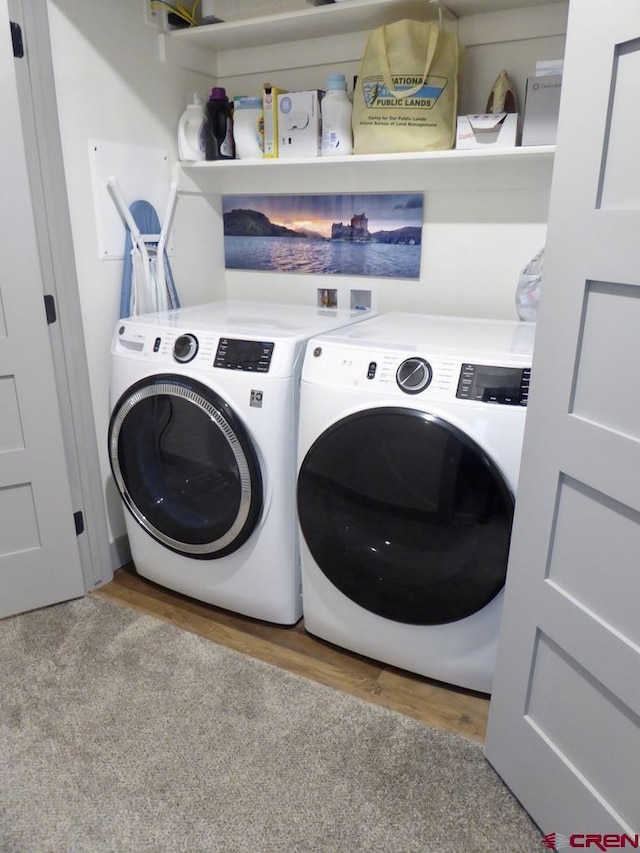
0 595 542 852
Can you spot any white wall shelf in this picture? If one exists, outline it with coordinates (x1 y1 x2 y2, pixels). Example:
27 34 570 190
166 0 566 54
162 0 568 96
177 146 555 196
167 0 445 54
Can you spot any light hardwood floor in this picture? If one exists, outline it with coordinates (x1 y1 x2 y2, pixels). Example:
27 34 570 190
95 564 490 744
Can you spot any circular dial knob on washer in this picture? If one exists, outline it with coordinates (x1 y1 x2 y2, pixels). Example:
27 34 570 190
396 357 433 394
173 333 199 363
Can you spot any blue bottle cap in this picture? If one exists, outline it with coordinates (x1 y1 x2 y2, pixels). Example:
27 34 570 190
234 96 263 109
326 73 347 91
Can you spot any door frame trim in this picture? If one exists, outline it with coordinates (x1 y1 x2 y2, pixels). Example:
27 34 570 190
11 0 112 589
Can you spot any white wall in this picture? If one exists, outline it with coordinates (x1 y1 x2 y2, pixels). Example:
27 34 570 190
48 0 219 549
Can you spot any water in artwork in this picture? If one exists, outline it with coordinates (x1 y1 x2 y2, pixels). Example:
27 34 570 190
224 235 421 279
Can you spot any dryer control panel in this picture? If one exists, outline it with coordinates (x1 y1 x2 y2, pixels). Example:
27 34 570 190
456 363 531 406
302 339 533 407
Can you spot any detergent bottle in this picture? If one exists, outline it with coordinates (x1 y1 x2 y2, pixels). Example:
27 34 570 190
205 87 235 160
321 73 352 156
177 93 206 161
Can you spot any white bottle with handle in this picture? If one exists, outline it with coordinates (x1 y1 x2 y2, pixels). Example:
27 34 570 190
321 74 353 156
178 93 206 162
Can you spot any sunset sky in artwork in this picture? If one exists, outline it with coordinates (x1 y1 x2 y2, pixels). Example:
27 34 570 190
221 193 423 238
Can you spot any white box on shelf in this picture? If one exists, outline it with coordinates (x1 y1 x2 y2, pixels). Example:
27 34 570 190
199 0 316 22
456 113 519 149
277 90 323 158
521 74 562 146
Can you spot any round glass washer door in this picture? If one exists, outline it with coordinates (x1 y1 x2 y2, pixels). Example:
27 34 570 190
297 407 514 624
109 374 263 559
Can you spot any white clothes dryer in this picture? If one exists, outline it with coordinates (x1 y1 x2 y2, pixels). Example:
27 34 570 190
296 312 535 692
108 300 373 624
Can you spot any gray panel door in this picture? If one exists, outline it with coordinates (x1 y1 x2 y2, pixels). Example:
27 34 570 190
485 0 640 836
0 1 84 617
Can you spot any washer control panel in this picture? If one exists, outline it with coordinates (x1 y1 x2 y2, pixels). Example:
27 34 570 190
456 363 531 406
214 338 274 372
113 323 288 375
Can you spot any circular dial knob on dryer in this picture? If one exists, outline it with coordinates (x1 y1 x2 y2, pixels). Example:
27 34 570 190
396 357 432 394
173 334 199 363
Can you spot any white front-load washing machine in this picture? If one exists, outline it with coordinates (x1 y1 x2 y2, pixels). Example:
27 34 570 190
296 312 535 692
108 300 373 624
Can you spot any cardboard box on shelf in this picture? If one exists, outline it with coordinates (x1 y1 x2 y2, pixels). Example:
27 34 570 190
456 113 519 149
277 90 323 158
521 74 562 146
263 84 287 158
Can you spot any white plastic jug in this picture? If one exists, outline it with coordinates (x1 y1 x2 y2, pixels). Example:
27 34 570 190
178 93 206 162
321 73 353 156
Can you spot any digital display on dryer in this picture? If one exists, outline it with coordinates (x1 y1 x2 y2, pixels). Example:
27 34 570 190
456 363 531 405
214 338 274 372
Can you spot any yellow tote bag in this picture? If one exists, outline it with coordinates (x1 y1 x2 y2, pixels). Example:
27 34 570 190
352 19 459 154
